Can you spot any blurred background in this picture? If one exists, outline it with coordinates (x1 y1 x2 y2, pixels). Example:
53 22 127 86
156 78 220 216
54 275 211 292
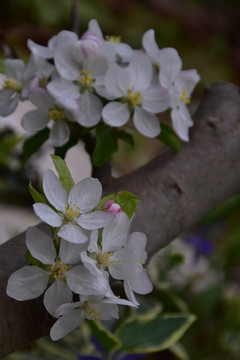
1 1 240 359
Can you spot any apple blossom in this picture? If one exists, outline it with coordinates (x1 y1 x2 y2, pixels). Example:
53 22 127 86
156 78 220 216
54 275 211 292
33 170 114 244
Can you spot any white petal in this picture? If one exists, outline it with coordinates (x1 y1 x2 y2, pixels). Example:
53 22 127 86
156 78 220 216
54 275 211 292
43 169 68 212
84 42 115 77
88 230 99 253
54 45 79 81
28 87 54 110
109 249 142 280
142 86 170 113
50 309 83 341
66 265 108 296
76 91 102 127
127 51 152 91
68 177 102 213
33 203 62 227
175 69 200 95
77 211 114 230
133 107 160 138
5 59 24 82
126 232 148 262
93 302 119 320
6 266 49 300
0 89 19 116
57 223 88 244
49 119 70 147
124 280 140 306
101 296 138 308
88 19 104 42
26 227 56 265
171 106 193 142
114 42 133 63
102 212 130 252
28 39 53 59
21 109 49 132
129 269 153 295
43 280 73 317
59 239 88 264
142 29 160 64
104 65 129 98
47 77 79 100
80 251 102 275
102 102 130 127
159 47 182 88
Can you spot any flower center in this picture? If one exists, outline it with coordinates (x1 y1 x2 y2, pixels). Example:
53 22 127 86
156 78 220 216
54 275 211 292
79 69 95 90
96 251 120 268
64 202 80 222
48 106 65 121
50 261 69 280
83 301 101 320
180 89 191 104
39 76 48 89
126 87 142 107
105 35 121 43
4 78 22 92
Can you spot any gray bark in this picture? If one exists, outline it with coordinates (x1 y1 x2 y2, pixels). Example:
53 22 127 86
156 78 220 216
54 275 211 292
0 81 240 357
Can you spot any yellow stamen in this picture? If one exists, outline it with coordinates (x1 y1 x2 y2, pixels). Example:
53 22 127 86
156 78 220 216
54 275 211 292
105 35 121 43
180 89 191 104
79 69 95 89
48 107 65 121
64 203 80 222
139 259 145 265
126 87 142 107
83 301 101 320
4 78 22 92
96 251 120 268
50 261 69 280
39 76 48 89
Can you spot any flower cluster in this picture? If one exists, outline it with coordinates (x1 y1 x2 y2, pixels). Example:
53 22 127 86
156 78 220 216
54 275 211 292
0 19 200 146
6 156 152 341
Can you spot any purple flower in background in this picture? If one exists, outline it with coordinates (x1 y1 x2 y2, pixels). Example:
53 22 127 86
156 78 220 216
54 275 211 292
185 226 215 260
79 336 145 360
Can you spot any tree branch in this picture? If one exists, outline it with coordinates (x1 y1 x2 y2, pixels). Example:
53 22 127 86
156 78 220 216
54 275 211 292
0 81 240 357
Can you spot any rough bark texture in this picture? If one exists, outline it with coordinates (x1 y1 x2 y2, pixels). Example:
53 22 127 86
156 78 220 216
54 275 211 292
0 81 240 357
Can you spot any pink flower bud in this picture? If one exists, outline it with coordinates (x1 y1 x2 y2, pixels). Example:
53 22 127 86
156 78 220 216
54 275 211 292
105 200 121 214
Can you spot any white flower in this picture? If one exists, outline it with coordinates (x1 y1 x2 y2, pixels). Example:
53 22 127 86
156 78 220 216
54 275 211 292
0 56 43 116
158 49 200 141
21 87 77 147
6 227 108 316
50 41 115 127
33 170 114 244
143 29 200 141
50 295 137 341
81 212 143 282
102 51 170 138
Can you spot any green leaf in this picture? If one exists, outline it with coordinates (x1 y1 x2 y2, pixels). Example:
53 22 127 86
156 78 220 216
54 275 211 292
0 59 5 74
116 313 196 353
50 154 75 193
116 191 139 219
116 130 134 146
92 123 118 166
157 123 181 152
29 182 48 204
21 128 50 165
87 320 121 353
